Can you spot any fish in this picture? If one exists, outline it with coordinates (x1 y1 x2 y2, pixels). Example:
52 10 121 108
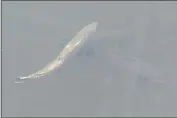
14 22 98 83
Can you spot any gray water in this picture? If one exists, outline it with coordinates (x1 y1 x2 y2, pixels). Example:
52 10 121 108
2 1 177 117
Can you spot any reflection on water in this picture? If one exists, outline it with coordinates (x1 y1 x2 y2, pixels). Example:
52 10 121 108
71 31 171 116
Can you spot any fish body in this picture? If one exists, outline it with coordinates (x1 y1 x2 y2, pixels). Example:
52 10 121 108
15 22 98 83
